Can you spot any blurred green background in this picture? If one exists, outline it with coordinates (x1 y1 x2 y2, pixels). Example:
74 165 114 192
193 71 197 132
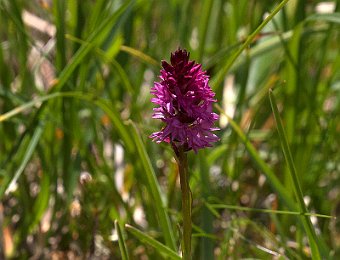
0 0 339 259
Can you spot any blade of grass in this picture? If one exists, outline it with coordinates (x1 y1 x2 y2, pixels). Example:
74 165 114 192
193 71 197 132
2 1 29 77
65 34 134 94
207 203 333 219
0 124 44 197
211 0 290 90
87 0 108 33
92 99 135 153
0 92 135 153
119 45 158 67
305 13 340 24
51 0 133 92
197 0 214 62
115 220 129 260
127 121 176 250
207 28 327 76
54 0 74 206
125 224 180 260
198 151 214 259
178 0 190 46
214 104 296 211
0 93 59 123
0 41 12 89
269 89 327 259
192 224 219 240
206 144 228 164
232 218 288 258
29 167 50 233
53 0 67 72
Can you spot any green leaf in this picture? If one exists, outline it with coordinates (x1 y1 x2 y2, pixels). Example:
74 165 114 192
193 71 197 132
125 224 181 260
0 92 135 153
198 151 214 259
64 34 134 95
214 104 296 211
207 203 333 219
305 13 340 24
0 124 44 198
120 45 158 67
30 170 50 233
128 121 176 250
115 220 129 260
197 0 214 62
211 0 290 90
52 0 134 92
269 89 328 259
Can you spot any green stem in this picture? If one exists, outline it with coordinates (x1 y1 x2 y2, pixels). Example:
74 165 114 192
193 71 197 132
176 147 192 260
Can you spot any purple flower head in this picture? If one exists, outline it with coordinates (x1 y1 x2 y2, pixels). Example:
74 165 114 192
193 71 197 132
150 48 219 153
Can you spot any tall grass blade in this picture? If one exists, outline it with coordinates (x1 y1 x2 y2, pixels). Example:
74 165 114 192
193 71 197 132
197 0 214 62
0 124 44 198
128 121 176 250
0 92 135 152
125 224 181 260
198 151 214 259
64 34 134 94
208 203 333 219
269 89 328 259
30 167 50 233
52 0 134 92
305 13 340 24
115 220 130 260
214 104 296 211
211 0 290 90
119 45 158 67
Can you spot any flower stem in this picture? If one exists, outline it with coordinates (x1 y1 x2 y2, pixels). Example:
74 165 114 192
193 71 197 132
176 146 192 260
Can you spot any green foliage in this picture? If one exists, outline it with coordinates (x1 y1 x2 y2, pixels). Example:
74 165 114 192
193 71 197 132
0 0 339 258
